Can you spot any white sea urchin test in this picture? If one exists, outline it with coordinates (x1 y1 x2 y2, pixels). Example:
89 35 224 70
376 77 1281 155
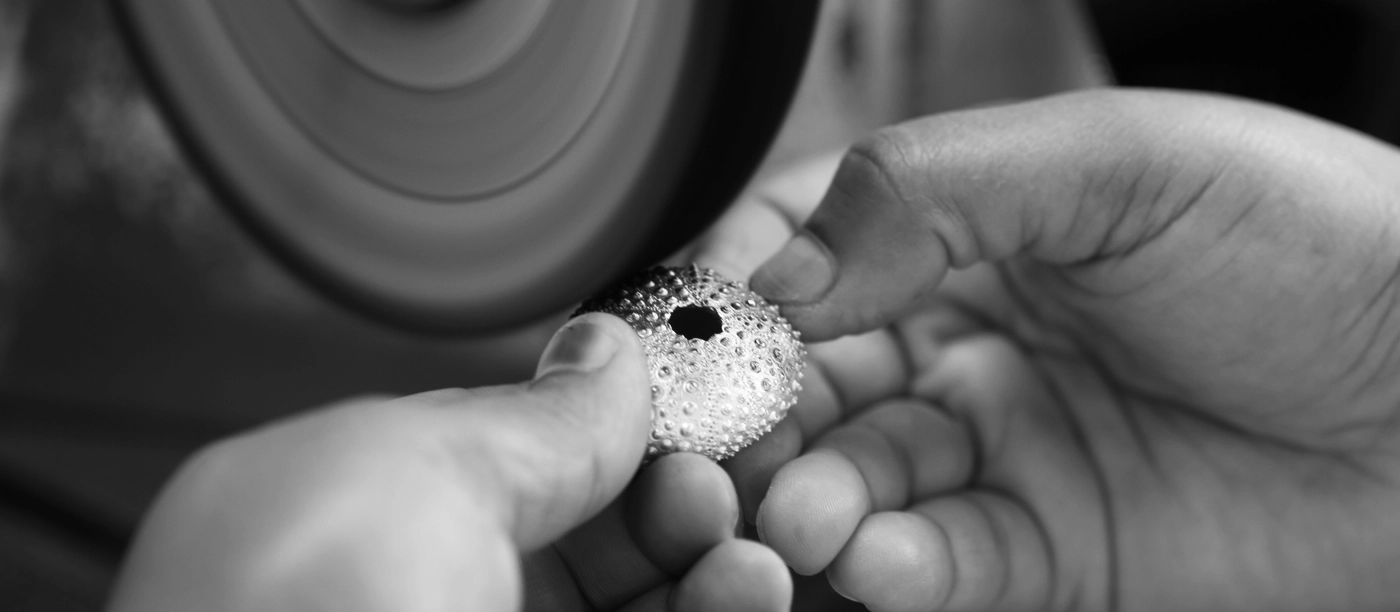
574 265 806 461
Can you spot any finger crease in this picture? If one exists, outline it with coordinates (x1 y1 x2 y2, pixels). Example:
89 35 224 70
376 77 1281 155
551 543 599 612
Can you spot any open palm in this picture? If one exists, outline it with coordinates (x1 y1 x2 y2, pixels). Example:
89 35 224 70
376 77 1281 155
689 90 1400 611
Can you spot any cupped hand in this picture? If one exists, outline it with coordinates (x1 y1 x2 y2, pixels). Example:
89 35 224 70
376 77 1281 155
693 89 1400 611
106 313 790 612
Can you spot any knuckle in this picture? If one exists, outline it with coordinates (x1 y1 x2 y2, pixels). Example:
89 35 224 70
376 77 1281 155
849 125 982 267
156 435 254 509
843 128 920 202
178 436 245 483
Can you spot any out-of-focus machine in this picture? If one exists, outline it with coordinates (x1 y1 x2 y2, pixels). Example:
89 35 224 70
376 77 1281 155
1 1 820 609
118 0 819 333
3 1 833 609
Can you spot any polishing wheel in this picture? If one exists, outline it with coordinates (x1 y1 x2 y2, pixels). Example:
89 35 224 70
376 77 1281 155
114 0 818 333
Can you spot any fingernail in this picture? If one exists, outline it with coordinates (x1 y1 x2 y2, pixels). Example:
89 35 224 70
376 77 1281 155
749 232 835 304
830 580 860 602
535 314 619 379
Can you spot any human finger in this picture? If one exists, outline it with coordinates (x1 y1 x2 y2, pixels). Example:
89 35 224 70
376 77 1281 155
723 411 803 526
627 452 742 574
676 153 842 281
752 396 974 575
808 397 975 512
910 332 1094 498
524 452 742 610
471 311 655 550
683 190 799 283
826 491 1052 612
108 312 652 612
530 500 668 612
748 89 1287 341
908 332 1110 611
751 448 865 576
802 330 910 431
607 541 792 612
724 328 908 525
669 539 793 612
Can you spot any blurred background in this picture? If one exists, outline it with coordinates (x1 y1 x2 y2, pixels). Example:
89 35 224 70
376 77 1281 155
1 0 1398 609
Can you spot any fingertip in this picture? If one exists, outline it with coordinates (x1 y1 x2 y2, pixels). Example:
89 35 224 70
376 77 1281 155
542 312 648 377
755 451 869 575
551 502 669 610
908 493 1055 611
749 231 836 306
530 312 652 441
764 136 956 341
810 424 910 512
826 512 952 612
534 313 620 380
672 540 792 612
627 453 739 575
691 192 798 282
722 414 803 525
788 361 843 437
487 312 654 550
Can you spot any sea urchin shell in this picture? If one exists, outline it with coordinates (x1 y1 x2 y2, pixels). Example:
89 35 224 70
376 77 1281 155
574 265 806 461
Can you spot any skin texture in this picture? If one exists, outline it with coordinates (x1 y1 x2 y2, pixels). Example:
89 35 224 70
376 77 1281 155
108 87 1400 612
683 89 1400 611
106 313 791 612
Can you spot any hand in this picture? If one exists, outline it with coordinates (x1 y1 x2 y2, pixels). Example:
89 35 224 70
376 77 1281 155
698 89 1400 611
106 313 791 612
677 153 970 609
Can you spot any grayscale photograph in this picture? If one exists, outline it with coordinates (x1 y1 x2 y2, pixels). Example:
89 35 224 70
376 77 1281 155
1 1 1398 610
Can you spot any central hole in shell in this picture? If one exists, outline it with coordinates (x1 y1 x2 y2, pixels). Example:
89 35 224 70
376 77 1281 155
668 305 723 341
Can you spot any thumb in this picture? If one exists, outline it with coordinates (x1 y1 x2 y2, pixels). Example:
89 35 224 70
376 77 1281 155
472 311 653 551
105 313 651 612
747 89 1291 341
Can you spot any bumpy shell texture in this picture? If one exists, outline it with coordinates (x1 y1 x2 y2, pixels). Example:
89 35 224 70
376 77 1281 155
574 265 806 461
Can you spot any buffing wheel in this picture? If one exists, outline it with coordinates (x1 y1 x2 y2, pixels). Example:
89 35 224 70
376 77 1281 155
114 0 817 333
